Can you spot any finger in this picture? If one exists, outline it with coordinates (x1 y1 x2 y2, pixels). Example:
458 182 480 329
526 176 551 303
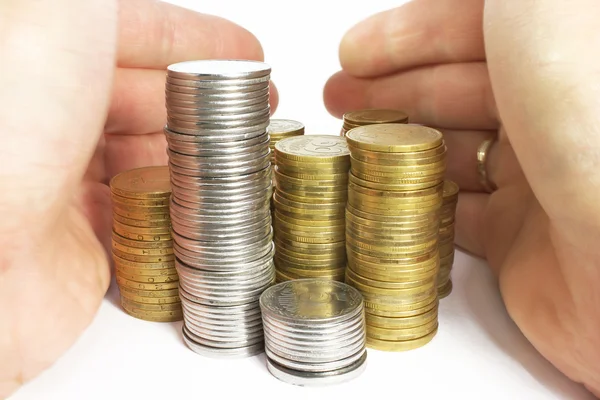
117 0 264 69
484 0 600 221
0 0 116 225
104 132 168 182
105 68 279 135
339 0 485 78
323 62 498 130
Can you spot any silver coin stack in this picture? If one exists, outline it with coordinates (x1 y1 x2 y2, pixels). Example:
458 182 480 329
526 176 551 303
259 279 368 386
163 60 276 358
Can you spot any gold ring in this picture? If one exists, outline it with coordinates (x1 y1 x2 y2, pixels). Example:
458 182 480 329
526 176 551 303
476 138 497 193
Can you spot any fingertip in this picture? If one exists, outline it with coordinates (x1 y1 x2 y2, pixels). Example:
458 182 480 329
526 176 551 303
269 81 279 115
323 71 369 118
339 13 387 77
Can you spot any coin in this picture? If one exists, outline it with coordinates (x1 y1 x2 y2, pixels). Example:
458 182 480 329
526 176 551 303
346 124 443 153
109 166 171 200
275 135 350 163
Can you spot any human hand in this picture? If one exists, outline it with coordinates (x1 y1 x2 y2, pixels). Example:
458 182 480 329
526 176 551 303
0 0 277 397
324 0 600 395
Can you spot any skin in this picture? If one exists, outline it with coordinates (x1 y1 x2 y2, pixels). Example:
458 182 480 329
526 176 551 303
0 0 277 397
324 0 600 396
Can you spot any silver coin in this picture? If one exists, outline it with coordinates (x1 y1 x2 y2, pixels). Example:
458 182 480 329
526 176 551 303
167 137 269 157
171 179 272 201
263 326 366 354
169 208 271 229
171 192 271 212
166 75 269 87
166 102 269 116
164 124 268 139
265 346 365 373
185 324 264 348
182 306 263 327
170 164 271 184
176 256 273 279
171 217 271 242
180 281 274 307
185 319 264 339
262 318 366 347
167 108 270 123
166 92 270 107
262 310 364 338
167 115 270 129
167 60 271 80
169 160 270 178
179 272 274 297
182 326 264 359
265 352 367 387
168 149 270 169
265 335 365 364
179 289 263 313
165 85 269 99
173 242 273 268
177 264 275 289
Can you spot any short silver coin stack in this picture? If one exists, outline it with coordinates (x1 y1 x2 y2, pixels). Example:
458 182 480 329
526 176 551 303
259 279 368 386
164 60 275 358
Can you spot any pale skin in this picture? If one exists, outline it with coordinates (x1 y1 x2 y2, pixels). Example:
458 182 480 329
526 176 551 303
0 0 598 398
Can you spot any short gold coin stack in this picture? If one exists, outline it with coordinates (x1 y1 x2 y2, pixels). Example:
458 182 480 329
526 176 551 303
341 109 409 137
343 124 446 351
272 135 350 282
109 166 182 322
437 180 459 298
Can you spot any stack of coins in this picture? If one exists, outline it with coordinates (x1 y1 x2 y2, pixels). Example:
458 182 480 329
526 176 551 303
272 135 350 282
260 279 367 386
341 109 408 137
109 166 182 322
437 180 458 298
344 124 446 351
163 60 275 358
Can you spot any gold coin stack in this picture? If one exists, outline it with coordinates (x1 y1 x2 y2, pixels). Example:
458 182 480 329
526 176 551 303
341 108 409 137
437 180 459 298
272 135 350 282
109 166 183 322
344 124 447 351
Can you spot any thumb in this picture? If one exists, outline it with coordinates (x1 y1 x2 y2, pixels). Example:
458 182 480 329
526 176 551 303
0 0 117 233
483 0 600 224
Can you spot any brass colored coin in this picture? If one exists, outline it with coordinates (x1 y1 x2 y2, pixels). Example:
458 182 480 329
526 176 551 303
276 190 346 205
275 262 346 278
112 222 171 242
346 223 438 242
367 319 438 341
111 254 175 270
366 327 437 351
347 230 439 251
440 252 455 265
346 235 438 255
274 210 345 228
112 201 170 214
112 207 171 221
113 213 171 228
116 275 180 291
443 179 459 199
112 241 174 256
115 269 179 283
121 302 183 322
351 169 445 185
346 244 438 265
275 189 347 207
274 255 345 271
274 167 349 181
348 190 442 209
349 172 443 192
439 222 455 236
115 264 178 278
346 124 443 153
346 273 436 297
439 242 455 257
343 109 408 126
268 119 305 136
275 228 344 245
276 156 349 169
121 297 182 312
365 297 438 318
119 285 180 298
274 168 347 191
350 156 446 173
276 161 350 175
274 235 346 252
349 180 443 201
347 201 441 217
274 191 346 211
349 143 446 161
274 204 345 221
345 207 438 229
274 135 349 163
119 290 181 305
112 248 175 263
361 291 438 313
346 267 436 290
438 280 453 299
275 185 348 201
347 261 438 283
274 213 345 233
110 165 171 199
275 267 344 282
275 244 346 262
365 303 438 329
111 193 171 207
112 232 173 249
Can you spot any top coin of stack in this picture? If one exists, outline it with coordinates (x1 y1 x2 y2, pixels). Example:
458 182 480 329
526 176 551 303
267 119 305 168
437 180 458 298
260 279 368 386
272 135 350 283
344 123 446 351
341 109 409 137
163 60 275 358
109 166 182 322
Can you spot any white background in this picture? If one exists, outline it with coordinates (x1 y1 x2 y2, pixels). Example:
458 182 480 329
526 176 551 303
10 1 596 399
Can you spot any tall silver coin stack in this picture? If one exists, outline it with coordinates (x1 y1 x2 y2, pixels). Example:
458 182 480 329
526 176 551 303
163 60 276 358
259 279 368 386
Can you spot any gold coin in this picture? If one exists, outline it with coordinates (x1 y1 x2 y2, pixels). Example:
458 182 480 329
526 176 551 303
274 190 346 210
275 262 346 278
275 228 344 245
274 205 345 221
347 201 441 218
274 255 345 271
121 297 182 312
350 156 446 173
111 193 171 207
347 261 438 283
112 213 172 228
275 185 348 202
274 210 345 228
349 180 442 201
276 158 350 172
110 165 171 200
361 291 438 313
112 232 174 249
115 264 178 278
347 229 439 250
268 119 305 136
365 303 438 329
440 252 454 265
116 275 180 291
346 222 438 241
274 135 349 163
112 207 171 221
351 169 445 185
349 143 446 161
347 243 438 263
343 109 408 126
275 244 346 262
346 235 438 255
111 241 174 256
348 172 443 192
112 201 170 214
365 297 438 318
438 222 455 236
345 207 438 229
112 254 175 270
438 280 453 299
443 179 459 199
348 190 442 209
119 285 180 298
439 242 455 257
276 267 344 282
115 268 179 283
112 222 171 242
274 235 346 252
276 189 347 204
121 302 183 322
274 167 349 181
274 170 347 192
367 319 438 341
366 327 437 351
274 213 345 233
119 290 181 305
112 248 175 263
346 273 436 297
346 124 443 153
346 266 436 290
